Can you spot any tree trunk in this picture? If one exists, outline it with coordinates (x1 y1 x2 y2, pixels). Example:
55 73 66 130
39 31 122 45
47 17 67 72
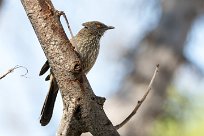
21 0 120 135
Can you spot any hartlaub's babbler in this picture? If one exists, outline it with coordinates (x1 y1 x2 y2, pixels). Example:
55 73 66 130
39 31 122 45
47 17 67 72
39 21 114 126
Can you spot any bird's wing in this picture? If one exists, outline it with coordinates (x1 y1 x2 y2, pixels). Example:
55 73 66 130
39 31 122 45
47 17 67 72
39 60 50 76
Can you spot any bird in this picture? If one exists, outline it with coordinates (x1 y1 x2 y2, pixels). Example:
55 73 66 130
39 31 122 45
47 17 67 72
39 21 114 126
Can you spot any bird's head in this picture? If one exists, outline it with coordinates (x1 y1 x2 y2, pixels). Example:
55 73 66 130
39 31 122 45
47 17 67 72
82 21 114 36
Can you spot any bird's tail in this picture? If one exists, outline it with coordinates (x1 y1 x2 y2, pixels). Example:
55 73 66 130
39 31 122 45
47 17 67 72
40 75 59 126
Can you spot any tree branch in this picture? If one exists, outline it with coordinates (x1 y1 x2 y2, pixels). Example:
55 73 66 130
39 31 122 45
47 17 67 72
0 65 28 80
115 64 159 130
21 0 119 135
57 11 77 48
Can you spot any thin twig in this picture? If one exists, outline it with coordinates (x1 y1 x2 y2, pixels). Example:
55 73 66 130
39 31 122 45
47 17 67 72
0 65 28 80
57 11 77 48
115 64 159 130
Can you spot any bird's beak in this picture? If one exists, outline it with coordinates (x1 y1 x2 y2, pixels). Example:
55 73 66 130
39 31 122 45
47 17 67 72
107 26 115 29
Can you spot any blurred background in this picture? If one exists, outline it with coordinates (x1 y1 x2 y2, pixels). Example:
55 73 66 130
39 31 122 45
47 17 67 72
0 0 204 136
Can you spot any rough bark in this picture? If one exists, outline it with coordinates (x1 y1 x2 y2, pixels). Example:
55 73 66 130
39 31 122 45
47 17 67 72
21 0 119 136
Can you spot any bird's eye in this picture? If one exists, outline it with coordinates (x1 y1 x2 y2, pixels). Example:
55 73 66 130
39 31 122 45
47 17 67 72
96 24 102 28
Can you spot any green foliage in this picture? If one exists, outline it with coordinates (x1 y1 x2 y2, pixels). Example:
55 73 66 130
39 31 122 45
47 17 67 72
151 85 204 136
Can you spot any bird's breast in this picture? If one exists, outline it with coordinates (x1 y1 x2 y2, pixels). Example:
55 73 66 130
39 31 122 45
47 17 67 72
75 37 100 74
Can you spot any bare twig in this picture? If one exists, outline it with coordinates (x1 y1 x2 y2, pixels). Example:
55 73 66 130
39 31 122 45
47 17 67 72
115 64 159 130
0 65 28 80
57 11 77 48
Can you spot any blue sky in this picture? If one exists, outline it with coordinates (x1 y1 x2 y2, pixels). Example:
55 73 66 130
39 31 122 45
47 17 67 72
185 15 204 71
